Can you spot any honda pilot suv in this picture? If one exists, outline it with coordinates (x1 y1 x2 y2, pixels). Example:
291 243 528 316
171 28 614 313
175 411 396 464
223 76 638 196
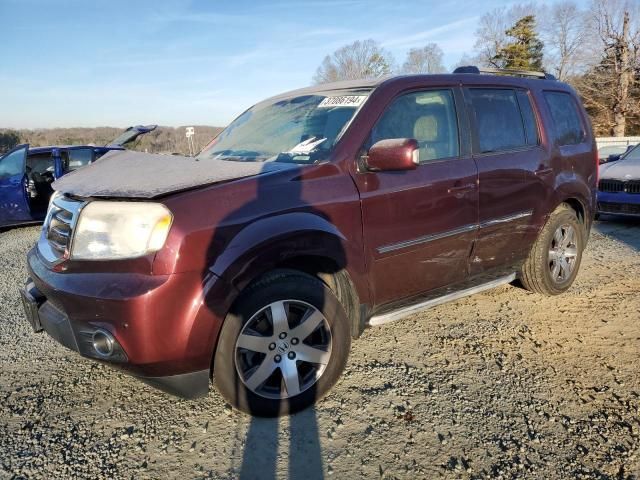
21 67 597 416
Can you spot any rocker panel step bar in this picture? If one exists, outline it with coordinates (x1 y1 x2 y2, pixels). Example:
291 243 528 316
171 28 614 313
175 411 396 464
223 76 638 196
369 273 517 326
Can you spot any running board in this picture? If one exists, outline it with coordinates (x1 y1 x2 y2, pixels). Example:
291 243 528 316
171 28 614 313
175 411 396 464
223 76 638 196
369 273 517 326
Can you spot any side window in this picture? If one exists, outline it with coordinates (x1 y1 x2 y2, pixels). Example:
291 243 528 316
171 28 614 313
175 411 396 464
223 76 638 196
63 148 94 172
0 146 27 179
370 90 459 163
469 89 527 153
543 91 585 146
516 90 539 146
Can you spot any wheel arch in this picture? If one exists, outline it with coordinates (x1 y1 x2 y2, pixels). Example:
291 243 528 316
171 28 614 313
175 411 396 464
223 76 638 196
207 212 367 339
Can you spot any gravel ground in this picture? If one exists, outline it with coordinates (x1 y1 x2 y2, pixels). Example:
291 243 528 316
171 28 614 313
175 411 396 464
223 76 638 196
1 218 639 480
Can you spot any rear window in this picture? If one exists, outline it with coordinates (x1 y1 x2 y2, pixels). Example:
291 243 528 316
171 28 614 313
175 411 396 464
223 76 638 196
543 91 585 146
469 89 527 153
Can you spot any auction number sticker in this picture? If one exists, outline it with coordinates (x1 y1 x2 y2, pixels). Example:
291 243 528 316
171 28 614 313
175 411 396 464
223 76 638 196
318 95 367 108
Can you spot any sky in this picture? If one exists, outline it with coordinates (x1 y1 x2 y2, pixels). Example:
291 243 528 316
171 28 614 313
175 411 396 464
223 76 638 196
0 0 579 129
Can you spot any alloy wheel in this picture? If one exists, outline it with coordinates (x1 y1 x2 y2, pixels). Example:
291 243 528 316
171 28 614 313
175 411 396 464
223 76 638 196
234 300 332 400
548 224 578 283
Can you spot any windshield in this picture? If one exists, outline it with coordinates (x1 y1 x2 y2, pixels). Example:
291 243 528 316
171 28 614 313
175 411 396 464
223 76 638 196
622 144 640 162
196 90 370 163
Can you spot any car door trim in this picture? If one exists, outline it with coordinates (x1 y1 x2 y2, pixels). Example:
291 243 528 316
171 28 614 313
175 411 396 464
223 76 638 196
377 209 533 254
377 223 477 254
478 209 533 228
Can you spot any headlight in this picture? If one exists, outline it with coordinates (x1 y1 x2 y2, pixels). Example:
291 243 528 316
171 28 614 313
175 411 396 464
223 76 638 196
71 201 173 260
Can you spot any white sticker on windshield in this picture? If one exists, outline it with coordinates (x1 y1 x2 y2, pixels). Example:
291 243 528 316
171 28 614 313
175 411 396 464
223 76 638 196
288 137 327 154
318 95 367 108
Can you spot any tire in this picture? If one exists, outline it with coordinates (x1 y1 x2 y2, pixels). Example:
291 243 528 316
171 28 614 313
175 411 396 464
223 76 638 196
520 204 584 296
213 269 351 417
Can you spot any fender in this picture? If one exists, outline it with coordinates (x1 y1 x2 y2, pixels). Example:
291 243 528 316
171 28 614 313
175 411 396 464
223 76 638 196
552 171 594 220
208 211 351 294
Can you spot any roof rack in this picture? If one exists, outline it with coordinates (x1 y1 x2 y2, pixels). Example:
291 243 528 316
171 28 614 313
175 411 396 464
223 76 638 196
453 65 556 81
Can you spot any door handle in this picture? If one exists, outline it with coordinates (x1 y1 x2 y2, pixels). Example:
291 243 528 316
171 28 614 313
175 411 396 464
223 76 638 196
447 183 476 194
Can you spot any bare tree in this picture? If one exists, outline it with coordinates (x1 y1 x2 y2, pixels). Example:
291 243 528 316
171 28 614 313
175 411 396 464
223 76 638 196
474 3 536 67
577 0 640 136
401 43 446 74
539 1 592 80
313 39 394 84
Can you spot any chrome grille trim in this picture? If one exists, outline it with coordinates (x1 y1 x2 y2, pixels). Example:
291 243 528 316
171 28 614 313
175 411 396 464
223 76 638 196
37 195 86 265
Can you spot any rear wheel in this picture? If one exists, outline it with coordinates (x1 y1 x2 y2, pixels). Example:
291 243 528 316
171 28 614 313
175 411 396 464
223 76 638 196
213 270 350 416
520 204 584 295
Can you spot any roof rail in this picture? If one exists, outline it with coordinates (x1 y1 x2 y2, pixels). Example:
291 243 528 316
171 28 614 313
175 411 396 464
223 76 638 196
453 65 556 81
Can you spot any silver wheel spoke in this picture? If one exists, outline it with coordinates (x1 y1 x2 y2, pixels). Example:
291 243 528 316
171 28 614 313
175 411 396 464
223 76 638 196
551 261 561 279
564 246 578 258
553 228 563 246
549 249 559 261
291 309 325 341
280 359 301 396
559 258 570 280
561 227 575 248
236 333 270 353
296 344 331 365
269 301 289 334
245 359 277 391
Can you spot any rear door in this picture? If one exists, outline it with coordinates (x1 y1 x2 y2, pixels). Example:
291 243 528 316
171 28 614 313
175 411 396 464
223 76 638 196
0 144 31 226
464 87 550 275
354 87 479 307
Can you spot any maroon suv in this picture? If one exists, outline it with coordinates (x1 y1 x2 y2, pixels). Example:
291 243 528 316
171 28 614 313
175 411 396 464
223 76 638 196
21 67 597 416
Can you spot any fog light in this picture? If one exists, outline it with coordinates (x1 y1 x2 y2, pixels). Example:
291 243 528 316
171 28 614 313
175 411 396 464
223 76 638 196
92 329 115 357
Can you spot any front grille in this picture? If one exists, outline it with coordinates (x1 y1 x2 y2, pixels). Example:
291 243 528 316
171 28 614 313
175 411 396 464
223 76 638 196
627 181 640 194
598 179 640 194
598 179 624 193
39 195 84 264
598 202 640 215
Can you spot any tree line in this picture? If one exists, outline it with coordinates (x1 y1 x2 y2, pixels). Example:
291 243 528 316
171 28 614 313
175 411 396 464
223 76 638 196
313 0 640 137
0 126 223 156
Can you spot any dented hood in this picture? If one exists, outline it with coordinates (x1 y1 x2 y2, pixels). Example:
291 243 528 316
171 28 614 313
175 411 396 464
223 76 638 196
52 150 293 199
599 158 640 181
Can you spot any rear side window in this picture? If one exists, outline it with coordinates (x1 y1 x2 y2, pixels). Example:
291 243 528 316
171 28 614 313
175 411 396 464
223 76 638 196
543 91 584 146
469 89 526 153
63 148 94 172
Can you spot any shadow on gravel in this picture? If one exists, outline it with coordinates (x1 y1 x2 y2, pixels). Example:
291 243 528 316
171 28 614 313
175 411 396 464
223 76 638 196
202 159 346 479
594 215 640 251
239 409 323 480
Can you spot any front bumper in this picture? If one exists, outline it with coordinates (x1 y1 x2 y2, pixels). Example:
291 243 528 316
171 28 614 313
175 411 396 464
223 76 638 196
597 191 640 216
23 247 235 399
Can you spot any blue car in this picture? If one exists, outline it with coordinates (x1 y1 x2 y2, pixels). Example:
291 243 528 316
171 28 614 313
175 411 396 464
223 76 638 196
0 125 156 228
598 142 640 217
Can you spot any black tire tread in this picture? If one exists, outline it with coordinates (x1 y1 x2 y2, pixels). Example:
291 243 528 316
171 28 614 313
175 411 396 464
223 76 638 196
213 269 351 417
520 204 583 296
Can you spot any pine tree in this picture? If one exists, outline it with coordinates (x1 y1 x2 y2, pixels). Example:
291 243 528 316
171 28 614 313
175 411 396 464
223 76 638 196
493 15 544 71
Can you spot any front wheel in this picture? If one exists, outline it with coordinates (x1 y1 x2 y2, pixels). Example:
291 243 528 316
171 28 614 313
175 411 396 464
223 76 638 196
520 204 585 295
213 270 351 416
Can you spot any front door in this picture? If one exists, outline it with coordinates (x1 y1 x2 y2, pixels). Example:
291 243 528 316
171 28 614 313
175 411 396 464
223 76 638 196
0 144 31 226
353 88 479 308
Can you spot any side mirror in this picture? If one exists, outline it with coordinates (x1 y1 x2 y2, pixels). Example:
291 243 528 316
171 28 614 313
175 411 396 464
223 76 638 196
607 153 622 163
365 138 419 172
